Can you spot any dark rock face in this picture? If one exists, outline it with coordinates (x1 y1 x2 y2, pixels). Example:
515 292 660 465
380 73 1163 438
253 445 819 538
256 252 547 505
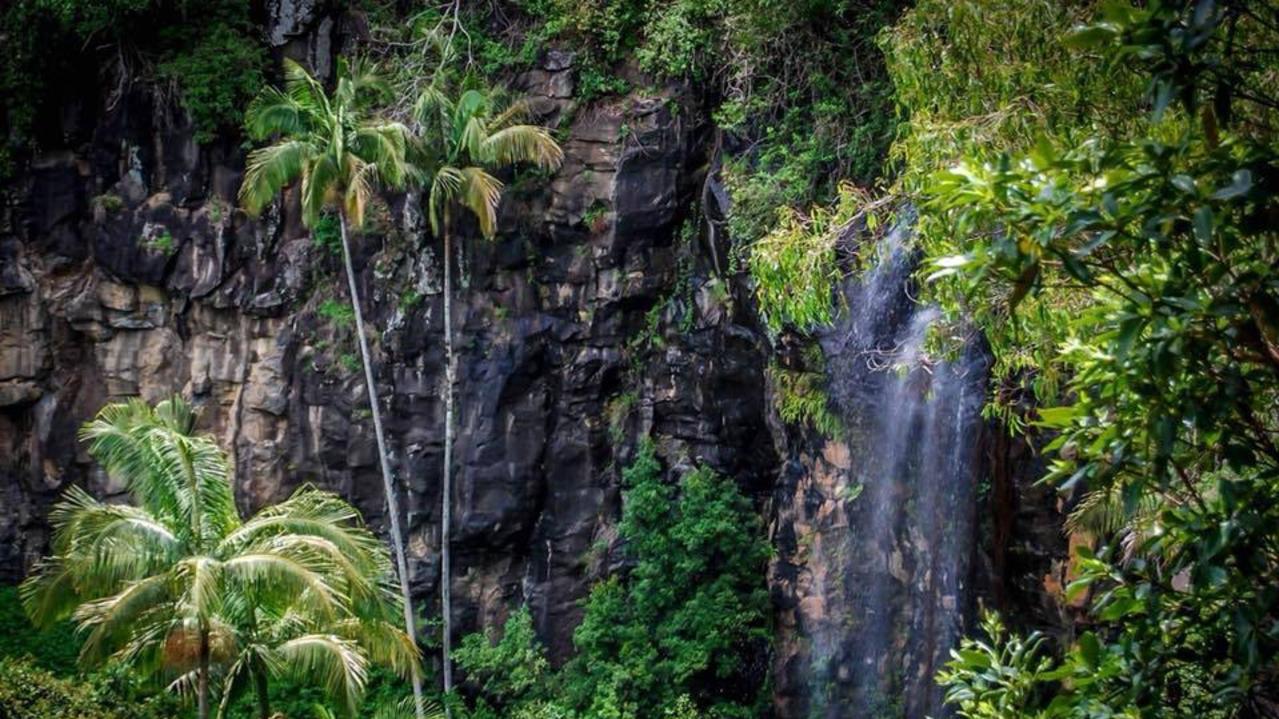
0 25 782 675
0 9 1070 716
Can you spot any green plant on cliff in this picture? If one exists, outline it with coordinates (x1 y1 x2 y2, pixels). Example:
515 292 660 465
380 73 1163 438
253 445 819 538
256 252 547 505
20 397 420 719
408 75 562 697
769 364 842 439
453 442 769 719
0 0 264 175
928 2 1279 716
157 21 266 144
238 57 429 719
563 442 770 719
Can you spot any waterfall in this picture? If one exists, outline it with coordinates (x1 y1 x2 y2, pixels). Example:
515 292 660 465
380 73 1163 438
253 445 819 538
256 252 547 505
808 219 988 717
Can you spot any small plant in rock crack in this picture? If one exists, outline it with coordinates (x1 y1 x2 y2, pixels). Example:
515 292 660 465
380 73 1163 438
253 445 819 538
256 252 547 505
317 297 356 328
339 352 362 374
91 193 124 216
140 230 177 255
399 289 424 311
311 213 343 258
582 201 610 233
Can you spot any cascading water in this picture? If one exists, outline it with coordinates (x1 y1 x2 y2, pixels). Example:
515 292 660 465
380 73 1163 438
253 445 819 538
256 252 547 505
806 218 988 717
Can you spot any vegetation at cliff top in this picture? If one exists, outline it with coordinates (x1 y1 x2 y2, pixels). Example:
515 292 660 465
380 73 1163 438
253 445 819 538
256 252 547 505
0 0 265 174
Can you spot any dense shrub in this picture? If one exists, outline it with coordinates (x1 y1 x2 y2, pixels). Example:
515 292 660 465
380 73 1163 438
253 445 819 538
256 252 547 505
157 20 266 144
455 441 770 719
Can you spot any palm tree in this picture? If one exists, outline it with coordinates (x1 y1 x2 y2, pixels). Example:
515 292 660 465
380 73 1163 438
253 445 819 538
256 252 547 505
410 82 563 693
210 490 421 718
237 58 428 717
20 397 419 719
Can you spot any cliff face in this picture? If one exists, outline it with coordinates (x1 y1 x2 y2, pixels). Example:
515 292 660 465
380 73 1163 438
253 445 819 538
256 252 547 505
0 5 1069 715
0 12 778 660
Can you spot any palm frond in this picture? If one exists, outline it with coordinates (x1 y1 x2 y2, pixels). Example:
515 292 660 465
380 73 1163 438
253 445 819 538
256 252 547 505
283 58 331 119
343 155 376 229
459 167 504 238
240 140 314 216
147 429 239 547
488 98 530 130
20 559 80 628
174 555 225 620
458 115 488 164
299 152 340 228
331 617 421 681
215 650 256 719
338 56 390 111
221 487 389 578
412 83 455 146
452 89 490 141
428 166 465 235
222 552 343 619
78 399 186 528
372 697 447 719
245 87 310 141
275 634 369 716
352 122 411 189
74 574 172 666
480 125 563 171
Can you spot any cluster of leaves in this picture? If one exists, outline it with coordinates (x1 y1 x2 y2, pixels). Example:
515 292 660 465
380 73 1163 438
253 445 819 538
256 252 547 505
0 0 264 175
746 183 884 333
930 1 1279 716
0 656 189 719
883 0 1153 414
156 19 267 145
453 441 771 719
768 363 843 439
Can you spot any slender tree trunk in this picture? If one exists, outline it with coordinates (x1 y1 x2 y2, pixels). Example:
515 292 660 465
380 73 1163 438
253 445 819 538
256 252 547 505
254 669 270 719
440 210 455 698
338 213 427 719
198 629 210 719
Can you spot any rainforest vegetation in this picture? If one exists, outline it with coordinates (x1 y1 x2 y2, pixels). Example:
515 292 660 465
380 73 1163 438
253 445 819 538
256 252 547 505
1 0 1277 717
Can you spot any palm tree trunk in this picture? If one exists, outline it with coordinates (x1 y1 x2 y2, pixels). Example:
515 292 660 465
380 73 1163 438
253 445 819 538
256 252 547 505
198 629 210 719
254 669 270 719
440 210 455 698
338 213 428 719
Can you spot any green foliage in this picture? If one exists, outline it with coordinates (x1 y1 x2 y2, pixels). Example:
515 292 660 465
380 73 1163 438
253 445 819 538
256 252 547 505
410 82 563 239
0 586 79 674
928 2 1279 716
140 229 176 255
339 352 362 374
769 364 842 439
240 58 411 229
454 607 551 717
157 21 266 144
453 442 769 719
318 298 357 328
747 184 887 333
563 442 770 718
312 214 343 258
881 0 1152 409
92 193 125 215
0 656 184 719
399 289 424 311
21 397 420 716
0 0 264 176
